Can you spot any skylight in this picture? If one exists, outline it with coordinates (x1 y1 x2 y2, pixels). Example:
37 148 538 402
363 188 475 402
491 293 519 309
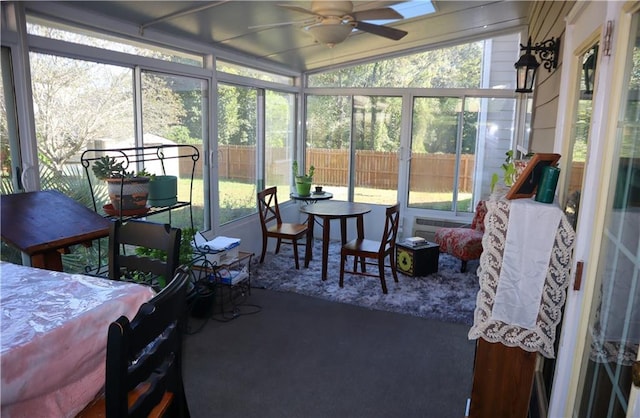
365 0 435 25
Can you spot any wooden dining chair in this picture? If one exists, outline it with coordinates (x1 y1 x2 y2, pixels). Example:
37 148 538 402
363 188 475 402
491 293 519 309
109 219 181 291
257 186 308 269
78 266 191 418
339 203 400 294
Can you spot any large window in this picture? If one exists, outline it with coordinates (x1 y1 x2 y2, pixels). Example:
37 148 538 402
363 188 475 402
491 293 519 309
305 33 520 213
31 52 135 208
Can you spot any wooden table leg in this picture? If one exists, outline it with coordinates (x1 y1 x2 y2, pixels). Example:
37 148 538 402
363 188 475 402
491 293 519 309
340 217 347 245
356 214 364 239
31 251 64 272
304 214 315 268
321 216 330 280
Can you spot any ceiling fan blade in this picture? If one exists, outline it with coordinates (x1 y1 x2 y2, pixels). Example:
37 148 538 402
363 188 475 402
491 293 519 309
354 21 408 41
352 8 403 21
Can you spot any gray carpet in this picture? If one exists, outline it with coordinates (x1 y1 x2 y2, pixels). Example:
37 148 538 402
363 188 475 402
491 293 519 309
251 239 480 325
183 288 476 418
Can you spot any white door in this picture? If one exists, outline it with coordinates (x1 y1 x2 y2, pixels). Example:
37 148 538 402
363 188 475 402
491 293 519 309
573 4 640 417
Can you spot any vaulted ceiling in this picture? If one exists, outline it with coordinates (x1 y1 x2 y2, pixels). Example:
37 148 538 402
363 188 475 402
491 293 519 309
28 1 532 73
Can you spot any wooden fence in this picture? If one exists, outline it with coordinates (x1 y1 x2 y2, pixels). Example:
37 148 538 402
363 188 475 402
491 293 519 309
183 145 584 193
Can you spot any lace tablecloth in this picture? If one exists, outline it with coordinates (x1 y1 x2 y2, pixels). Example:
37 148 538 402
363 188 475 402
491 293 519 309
0 262 155 418
468 197 575 358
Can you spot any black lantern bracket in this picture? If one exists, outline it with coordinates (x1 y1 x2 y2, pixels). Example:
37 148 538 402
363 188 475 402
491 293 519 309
519 37 561 72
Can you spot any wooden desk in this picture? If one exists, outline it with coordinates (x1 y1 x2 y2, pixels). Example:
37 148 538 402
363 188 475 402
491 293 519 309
0 261 155 418
300 201 371 280
1 190 111 271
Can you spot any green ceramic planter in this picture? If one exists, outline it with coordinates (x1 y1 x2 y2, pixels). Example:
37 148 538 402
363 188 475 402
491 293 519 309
295 176 312 196
147 175 178 207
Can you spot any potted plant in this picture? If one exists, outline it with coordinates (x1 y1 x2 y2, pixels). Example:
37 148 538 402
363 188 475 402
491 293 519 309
490 151 532 193
91 155 150 212
292 161 315 196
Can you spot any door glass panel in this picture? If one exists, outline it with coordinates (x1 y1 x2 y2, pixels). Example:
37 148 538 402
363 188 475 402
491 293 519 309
409 97 515 212
217 83 257 224
305 95 351 201
409 97 462 211
265 90 295 204
141 71 207 232
575 13 640 417
353 95 401 205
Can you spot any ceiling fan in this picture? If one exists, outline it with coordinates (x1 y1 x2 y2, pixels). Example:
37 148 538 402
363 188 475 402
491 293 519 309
255 1 408 47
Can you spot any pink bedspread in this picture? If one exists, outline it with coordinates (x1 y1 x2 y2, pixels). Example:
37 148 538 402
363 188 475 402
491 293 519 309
0 261 155 418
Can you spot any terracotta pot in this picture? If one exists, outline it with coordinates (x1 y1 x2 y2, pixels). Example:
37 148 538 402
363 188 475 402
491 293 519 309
106 177 149 211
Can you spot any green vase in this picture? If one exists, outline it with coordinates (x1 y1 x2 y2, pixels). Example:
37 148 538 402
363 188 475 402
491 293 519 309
295 176 312 196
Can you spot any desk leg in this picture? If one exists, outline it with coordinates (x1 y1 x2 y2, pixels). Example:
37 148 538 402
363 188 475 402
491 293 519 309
305 214 315 268
321 217 330 280
31 252 64 272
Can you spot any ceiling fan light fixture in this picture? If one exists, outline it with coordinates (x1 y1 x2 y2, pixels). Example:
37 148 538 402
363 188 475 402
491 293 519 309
306 23 354 47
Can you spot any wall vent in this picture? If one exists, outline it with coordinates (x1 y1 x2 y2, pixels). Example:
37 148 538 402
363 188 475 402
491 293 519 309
411 217 467 242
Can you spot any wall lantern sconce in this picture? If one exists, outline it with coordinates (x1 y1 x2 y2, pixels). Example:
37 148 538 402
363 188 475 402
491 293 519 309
514 36 561 93
583 45 598 96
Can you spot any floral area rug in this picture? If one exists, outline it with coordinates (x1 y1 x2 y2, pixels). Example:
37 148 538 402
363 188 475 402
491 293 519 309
251 239 480 325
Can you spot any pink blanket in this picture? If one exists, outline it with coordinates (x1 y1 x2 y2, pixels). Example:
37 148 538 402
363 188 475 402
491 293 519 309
1 262 155 418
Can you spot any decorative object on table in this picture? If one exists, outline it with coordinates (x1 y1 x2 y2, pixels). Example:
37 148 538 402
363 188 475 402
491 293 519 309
535 165 561 203
490 150 534 193
292 160 315 196
91 155 150 212
505 152 561 200
257 186 308 269
314 186 323 194
396 241 439 277
147 174 178 207
339 203 400 294
434 200 487 273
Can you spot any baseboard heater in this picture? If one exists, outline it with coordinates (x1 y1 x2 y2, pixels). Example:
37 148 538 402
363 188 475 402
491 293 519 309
412 217 466 242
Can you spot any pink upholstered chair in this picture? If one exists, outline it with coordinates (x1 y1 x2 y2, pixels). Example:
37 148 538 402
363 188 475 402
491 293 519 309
434 200 487 272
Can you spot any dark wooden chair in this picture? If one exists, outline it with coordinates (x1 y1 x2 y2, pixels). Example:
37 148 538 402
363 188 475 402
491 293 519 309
78 266 191 418
339 203 400 294
257 186 308 269
109 219 181 291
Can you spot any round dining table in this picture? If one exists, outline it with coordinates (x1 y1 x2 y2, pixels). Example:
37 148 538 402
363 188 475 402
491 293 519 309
299 201 372 281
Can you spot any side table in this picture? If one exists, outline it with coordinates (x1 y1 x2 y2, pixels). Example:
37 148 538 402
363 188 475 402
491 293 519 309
191 251 253 318
396 241 439 277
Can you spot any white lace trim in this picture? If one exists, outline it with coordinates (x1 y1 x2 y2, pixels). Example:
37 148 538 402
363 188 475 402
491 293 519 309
468 198 576 358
